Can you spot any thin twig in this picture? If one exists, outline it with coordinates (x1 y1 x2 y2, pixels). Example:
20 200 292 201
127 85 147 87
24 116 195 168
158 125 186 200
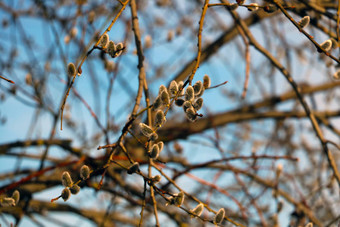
0 75 15 84
167 154 298 185
97 143 117 150
188 0 210 84
207 80 228 89
235 21 250 99
0 159 79 195
72 88 107 135
242 43 250 99
130 0 160 225
139 179 147 227
234 174 268 227
326 140 340 151
337 0 340 53
119 142 134 164
172 10 276 83
271 0 340 64
152 163 245 227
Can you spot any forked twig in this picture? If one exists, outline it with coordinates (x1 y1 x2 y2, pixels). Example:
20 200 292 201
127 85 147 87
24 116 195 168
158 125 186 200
59 0 130 130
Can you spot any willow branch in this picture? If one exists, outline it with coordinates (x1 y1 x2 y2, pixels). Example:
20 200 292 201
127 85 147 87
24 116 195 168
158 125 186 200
188 0 209 84
60 0 130 130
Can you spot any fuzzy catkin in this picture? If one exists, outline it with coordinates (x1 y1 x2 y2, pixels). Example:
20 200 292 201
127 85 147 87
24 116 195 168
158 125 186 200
193 98 203 111
67 63 76 78
70 184 80 194
80 165 90 180
174 191 184 207
140 123 153 137
193 81 203 95
203 74 211 89
190 203 204 217
127 162 140 174
320 40 332 52
149 144 160 159
12 190 20 205
107 41 116 57
62 171 73 187
151 175 161 184
169 80 178 95
185 107 197 122
160 90 170 106
185 86 194 102
155 110 165 126
99 33 109 48
61 188 71 201
298 16 310 29
213 208 225 225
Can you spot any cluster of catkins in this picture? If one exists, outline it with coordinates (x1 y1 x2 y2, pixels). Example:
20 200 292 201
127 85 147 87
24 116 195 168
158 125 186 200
138 75 227 224
295 14 339 55
0 190 19 207
65 34 124 78
228 1 278 13
165 192 225 225
175 75 211 122
139 75 211 160
98 33 124 58
60 165 90 202
153 74 211 122
189 204 225 225
137 75 228 224
296 15 340 79
297 15 340 79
